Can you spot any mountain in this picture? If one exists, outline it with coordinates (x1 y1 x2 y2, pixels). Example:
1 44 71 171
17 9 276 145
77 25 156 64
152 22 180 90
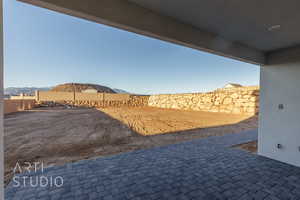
51 83 116 93
5 84 130 96
113 88 130 94
4 87 51 96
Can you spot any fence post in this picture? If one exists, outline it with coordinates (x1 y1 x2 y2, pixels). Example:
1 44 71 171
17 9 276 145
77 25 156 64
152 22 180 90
73 91 76 106
35 90 39 102
103 93 105 107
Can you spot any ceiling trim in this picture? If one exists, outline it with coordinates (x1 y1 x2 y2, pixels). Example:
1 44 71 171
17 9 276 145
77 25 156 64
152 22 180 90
266 45 300 65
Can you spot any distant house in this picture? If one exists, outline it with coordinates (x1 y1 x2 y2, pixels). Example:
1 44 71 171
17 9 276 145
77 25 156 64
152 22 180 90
223 83 243 88
81 88 98 93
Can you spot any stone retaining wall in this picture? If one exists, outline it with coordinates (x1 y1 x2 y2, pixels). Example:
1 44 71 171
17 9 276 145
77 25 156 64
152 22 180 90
148 86 259 115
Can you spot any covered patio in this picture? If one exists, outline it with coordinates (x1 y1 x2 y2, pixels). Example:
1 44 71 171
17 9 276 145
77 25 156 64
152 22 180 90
13 0 300 167
1 0 300 199
5 130 300 199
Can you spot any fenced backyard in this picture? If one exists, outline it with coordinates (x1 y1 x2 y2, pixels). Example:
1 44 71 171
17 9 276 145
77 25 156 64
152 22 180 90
4 87 259 185
4 105 257 185
34 86 259 114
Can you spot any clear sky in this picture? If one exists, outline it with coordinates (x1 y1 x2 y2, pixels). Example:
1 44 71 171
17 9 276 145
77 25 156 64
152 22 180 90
3 0 259 94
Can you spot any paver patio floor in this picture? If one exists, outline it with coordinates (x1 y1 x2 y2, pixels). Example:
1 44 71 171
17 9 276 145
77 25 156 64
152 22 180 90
5 129 300 200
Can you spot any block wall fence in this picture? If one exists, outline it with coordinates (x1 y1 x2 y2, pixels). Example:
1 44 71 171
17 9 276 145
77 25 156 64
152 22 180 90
4 99 36 114
36 91 149 107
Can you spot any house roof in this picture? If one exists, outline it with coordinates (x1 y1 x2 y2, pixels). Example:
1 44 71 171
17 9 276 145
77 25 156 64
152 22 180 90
224 83 243 88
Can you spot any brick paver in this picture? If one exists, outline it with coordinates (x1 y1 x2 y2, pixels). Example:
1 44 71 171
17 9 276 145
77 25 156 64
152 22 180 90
5 129 300 200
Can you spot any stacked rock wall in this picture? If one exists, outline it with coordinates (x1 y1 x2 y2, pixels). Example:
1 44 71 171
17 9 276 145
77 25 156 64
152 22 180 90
148 86 259 115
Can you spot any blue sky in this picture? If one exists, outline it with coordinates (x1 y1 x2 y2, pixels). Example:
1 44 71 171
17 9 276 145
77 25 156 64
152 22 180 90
3 0 259 94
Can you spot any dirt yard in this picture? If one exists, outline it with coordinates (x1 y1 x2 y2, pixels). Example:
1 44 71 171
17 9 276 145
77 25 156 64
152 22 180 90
234 141 258 153
100 107 257 135
4 106 258 185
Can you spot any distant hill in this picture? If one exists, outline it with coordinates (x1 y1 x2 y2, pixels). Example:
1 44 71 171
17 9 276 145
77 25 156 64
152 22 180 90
5 84 131 96
4 87 51 96
113 88 130 94
51 83 116 93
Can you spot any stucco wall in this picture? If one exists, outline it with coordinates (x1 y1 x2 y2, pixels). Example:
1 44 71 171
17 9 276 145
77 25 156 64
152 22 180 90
259 48 300 167
38 91 74 101
73 95 148 107
37 91 132 102
37 91 149 107
10 96 36 100
148 87 259 115
74 92 104 101
4 99 36 114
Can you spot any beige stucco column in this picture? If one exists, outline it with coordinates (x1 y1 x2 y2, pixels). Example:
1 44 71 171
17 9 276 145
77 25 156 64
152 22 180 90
0 0 4 199
259 47 300 167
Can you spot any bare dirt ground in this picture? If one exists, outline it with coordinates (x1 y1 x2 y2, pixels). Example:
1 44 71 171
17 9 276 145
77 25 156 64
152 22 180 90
4 106 258 185
234 141 258 153
100 107 257 135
